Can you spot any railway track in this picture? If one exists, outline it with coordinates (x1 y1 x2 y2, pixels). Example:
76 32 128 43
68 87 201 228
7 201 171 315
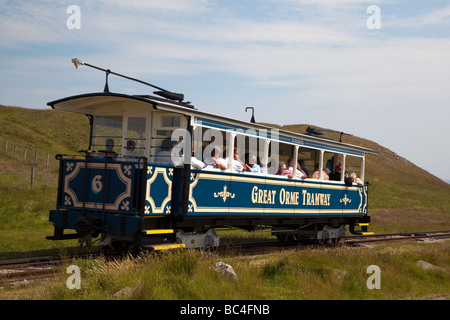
342 229 450 246
1 230 449 287
0 256 65 287
221 229 450 255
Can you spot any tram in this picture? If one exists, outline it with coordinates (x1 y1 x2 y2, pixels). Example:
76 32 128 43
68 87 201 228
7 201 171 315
46 58 378 250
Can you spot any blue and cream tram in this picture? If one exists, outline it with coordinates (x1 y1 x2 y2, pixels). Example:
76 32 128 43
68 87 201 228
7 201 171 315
46 60 378 250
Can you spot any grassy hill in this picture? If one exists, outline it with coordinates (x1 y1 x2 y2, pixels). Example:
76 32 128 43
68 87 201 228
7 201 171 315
0 104 449 254
0 104 90 155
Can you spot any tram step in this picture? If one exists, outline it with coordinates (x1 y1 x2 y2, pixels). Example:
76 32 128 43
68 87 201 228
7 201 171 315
350 222 373 236
142 229 174 235
142 243 186 251
355 223 369 227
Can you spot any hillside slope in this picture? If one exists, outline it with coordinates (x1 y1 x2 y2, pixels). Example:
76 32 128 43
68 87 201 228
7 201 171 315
1 105 449 233
0 104 90 155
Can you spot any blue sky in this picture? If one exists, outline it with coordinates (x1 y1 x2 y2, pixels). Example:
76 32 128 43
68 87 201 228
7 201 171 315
1 0 450 181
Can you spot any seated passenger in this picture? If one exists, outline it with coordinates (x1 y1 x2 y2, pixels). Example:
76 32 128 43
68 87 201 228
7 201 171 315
287 158 307 179
204 146 227 170
191 150 206 170
330 164 342 181
246 154 261 173
311 164 329 180
299 159 309 177
276 161 294 179
100 138 117 158
125 140 140 159
349 172 363 185
225 149 248 172
344 173 352 186
155 138 177 164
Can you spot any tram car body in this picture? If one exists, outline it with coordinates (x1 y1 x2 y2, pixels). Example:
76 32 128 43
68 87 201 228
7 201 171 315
47 90 378 250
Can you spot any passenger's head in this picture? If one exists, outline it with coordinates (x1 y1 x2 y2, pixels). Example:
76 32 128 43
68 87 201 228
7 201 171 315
287 158 294 166
106 139 114 151
248 154 257 165
211 146 221 158
127 140 135 151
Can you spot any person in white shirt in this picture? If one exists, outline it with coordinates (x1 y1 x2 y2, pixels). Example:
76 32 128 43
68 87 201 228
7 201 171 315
246 154 261 173
205 146 227 170
287 158 307 179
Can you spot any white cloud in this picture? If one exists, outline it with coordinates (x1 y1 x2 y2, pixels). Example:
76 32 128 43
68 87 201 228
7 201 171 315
384 5 450 28
97 0 211 12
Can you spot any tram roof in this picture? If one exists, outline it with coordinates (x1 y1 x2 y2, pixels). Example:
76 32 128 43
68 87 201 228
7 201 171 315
48 92 379 157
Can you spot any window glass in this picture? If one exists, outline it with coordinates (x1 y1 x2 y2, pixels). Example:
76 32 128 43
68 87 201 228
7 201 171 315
151 114 183 164
92 116 122 154
126 117 146 157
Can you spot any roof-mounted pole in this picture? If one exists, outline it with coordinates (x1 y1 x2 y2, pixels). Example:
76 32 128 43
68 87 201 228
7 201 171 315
71 57 184 102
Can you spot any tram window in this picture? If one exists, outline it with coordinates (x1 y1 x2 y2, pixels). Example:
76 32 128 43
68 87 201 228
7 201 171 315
151 114 184 164
345 155 363 184
200 127 226 167
161 116 180 128
92 116 122 153
323 152 346 181
125 117 146 157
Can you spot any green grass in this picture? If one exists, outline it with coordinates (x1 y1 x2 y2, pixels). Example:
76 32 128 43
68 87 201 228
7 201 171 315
1 240 449 300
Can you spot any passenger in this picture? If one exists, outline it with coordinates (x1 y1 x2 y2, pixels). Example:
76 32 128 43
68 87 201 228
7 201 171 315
349 172 363 185
287 158 307 179
191 149 206 170
311 164 329 180
299 159 309 177
225 149 248 172
155 138 177 164
247 154 261 173
276 161 294 179
101 138 117 158
344 173 353 187
125 140 140 158
326 156 335 173
330 164 342 181
204 146 227 170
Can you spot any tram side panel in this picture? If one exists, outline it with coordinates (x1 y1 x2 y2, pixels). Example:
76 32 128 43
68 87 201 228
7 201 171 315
143 167 369 234
144 164 174 216
49 158 143 240
187 170 233 215
186 170 369 222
